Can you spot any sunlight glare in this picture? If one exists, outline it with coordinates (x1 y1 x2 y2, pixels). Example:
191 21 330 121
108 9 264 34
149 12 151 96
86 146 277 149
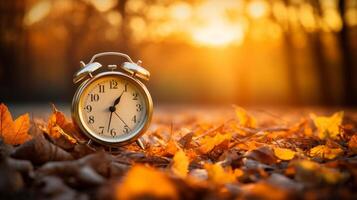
170 2 192 21
24 0 51 26
89 0 117 12
192 21 244 47
247 0 269 19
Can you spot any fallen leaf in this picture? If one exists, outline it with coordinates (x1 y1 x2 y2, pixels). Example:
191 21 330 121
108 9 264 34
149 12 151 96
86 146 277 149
309 145 343 160
273 147 296 160
234 106 257 128
204 163 242 185
115 165 178 200
0 103 31 145
171 149 189 178
241 182 289 200
198 133 231 154
290 160 348 185
348 134 357 154
311 111 344 139
47 104 77 144
245 146 277 165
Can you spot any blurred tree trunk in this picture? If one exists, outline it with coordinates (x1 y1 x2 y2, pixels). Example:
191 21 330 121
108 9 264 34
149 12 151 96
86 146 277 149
0 0 27 101
310 0 331 105
338 0 356 106
281 0 301 105
64 3 96 101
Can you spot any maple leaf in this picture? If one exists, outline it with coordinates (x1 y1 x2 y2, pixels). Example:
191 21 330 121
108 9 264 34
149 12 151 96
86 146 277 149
273 147 296 161
204 163 242 185
234 105 257 128
0 103 31 145
309 145 343 160
46 104 77 144
115 165 178 200
171 149 189 178
198 133 231 154
311 111 344 139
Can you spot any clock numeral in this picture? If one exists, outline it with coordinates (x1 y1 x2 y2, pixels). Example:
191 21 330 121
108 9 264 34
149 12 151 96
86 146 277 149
110 80 118 89
123 125 129 134
136 104 142 112
110 128 116 137
124 83 128 92
90 93 99 102
88 116 94 124
132 92 138 100
98 84 105 93
132 115 137 123
85 105 92 113
99 126 104 134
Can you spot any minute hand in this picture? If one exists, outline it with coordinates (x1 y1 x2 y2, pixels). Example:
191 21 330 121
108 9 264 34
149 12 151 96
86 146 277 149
113 111 132 131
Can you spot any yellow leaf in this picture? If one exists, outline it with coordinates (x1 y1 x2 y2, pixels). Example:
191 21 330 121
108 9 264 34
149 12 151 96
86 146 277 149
311 111 344 139
234 106 257 128
47 104 77 144
115 165 178 200
273 147 296 160
199 133 231 154
171 149 189 178
204 163 241 185
309 145 343 160
0 103 31 145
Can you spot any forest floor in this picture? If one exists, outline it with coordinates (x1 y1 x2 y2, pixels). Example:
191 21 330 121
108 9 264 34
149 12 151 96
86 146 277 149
1 104 357 200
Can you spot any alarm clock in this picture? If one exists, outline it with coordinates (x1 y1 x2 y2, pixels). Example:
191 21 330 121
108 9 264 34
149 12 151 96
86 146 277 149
71 52 153 150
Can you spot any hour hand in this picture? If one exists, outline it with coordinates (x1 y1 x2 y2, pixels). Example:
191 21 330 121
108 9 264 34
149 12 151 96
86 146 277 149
112 90 125 107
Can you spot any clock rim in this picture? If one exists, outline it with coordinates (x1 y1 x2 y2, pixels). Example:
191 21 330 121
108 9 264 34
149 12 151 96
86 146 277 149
71 71 153 147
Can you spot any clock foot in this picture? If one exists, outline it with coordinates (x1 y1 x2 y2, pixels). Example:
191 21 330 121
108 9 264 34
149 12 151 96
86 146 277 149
136 138 145 150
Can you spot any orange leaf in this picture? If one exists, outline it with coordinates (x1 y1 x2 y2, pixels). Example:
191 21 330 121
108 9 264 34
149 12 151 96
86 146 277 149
171 149 189 178
0 103 31 145
199 133 231 154
348 134 357 154
204 163 242 185
273 147 296 161
47 105 77 144
115 165 178 200
309 145 343 160
234 105 257 128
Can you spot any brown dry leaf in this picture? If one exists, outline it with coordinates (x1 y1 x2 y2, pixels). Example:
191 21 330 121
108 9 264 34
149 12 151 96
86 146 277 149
234 105 257 128
204 163 242 185
311 111 344 139
171 149 189 178
198 133 231 154
47 104 77 144
115 165 178 200
309 145 343 160
273 147 296 161
348 134 357 154
0 103 31 145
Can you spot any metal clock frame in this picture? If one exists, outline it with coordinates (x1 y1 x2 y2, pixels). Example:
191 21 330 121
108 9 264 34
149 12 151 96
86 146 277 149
71 52 153 148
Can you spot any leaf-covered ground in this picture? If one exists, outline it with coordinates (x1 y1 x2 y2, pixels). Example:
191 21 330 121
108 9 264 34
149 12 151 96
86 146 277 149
1 103 357 200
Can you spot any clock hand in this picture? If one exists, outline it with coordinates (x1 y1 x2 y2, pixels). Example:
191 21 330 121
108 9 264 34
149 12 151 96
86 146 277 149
113 111 132 131
107 111 113 133
112 90 125 107
107 90 125 132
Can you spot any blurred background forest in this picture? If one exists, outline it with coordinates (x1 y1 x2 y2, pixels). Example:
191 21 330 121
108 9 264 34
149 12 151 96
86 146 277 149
0 0 356 106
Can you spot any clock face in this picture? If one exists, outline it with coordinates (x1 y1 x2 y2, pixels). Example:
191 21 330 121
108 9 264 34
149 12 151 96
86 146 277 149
76 73 151 144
